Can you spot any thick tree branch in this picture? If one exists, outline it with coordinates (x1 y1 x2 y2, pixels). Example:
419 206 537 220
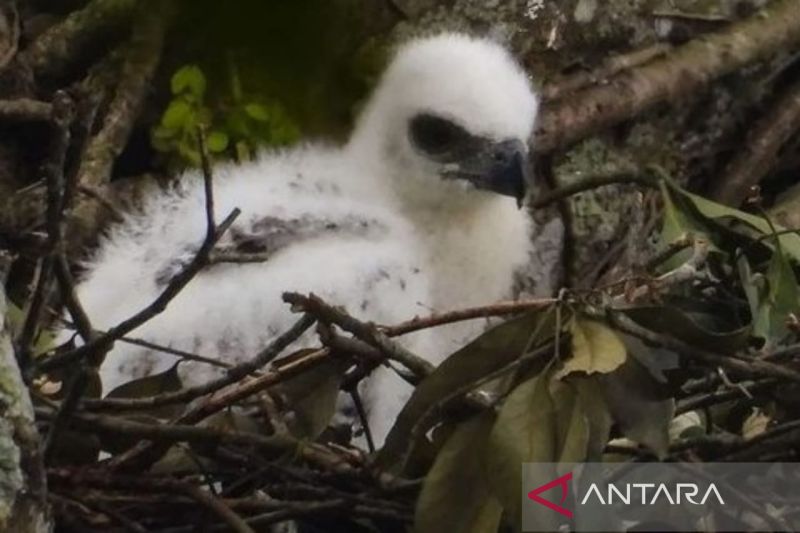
534 0 800 152
20 0 138 80
0 98 52 122
709 79 800 206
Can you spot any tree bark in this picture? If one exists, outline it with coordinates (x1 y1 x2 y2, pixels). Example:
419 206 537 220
0 258 51 532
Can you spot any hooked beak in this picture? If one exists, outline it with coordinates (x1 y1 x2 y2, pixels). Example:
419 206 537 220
442 139 530 208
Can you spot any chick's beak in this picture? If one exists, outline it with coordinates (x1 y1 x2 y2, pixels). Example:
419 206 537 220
446 138 530 208
483 139 529 208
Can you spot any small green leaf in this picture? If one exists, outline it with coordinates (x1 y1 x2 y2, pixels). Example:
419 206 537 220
152 124 177 141
161 100 193 130
206 131 229 153
415 413 502 533
759 241 800 345
178 142 201 167
663 179 800 264
244 103 271 122
171 65 206 97
555 318 627 380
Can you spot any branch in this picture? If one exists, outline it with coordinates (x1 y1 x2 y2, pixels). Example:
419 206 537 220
20 0 138 79
36 129 240 373
608 311 800 383
15 92 74 369
380 297 557 336
530 173 657 209
0 275 51 529
534 0 800 152
36 407 296 457
72 1 173 191
48 468 256 533
283 292 434 378
105 348 358 473
81 314 316 412
709 79 800 206
676 378 777 414
0 98 52 122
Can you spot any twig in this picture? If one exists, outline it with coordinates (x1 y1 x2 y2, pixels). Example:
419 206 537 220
37 126 241 373
530 173 657 209
283 292 434 378
534 0 800 152
349 389 375 453
182 485 257 533
81 314 316 412
607 311 800 383
676 378 777 414
621 235 711 302
104 349 358 473
710 79 800 206
33 91 103 461
60 319 233 369
48 468 256 533
36 407 296 455
380 297 557 336
721 419 800 461
16 92 74 370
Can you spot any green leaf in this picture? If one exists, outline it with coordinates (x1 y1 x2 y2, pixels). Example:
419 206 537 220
659 180 706 246
415 413 502 533
486 369 588 531
555 318 626 379
375 308 558 473
171 65 206 98
177 142 201 167
151 124 177 141
161 100 193 130
664 179 800 264
756 241 800 346
244 103 271 122
206 131 229 153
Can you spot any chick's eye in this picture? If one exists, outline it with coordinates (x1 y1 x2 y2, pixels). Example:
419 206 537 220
409 114 466 155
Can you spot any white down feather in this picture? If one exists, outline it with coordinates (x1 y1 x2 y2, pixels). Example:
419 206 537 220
69 33 540 444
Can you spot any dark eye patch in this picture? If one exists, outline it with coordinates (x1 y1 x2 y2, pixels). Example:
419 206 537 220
409 113 471 156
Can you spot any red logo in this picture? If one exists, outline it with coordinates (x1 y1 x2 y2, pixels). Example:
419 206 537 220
527 471 573 518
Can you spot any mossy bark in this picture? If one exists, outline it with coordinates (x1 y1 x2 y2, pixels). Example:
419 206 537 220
0 264 50 532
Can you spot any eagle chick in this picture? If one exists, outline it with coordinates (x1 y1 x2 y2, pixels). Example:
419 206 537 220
72 33 540 444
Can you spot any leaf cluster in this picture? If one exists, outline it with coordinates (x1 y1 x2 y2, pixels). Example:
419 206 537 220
151 64 300 168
